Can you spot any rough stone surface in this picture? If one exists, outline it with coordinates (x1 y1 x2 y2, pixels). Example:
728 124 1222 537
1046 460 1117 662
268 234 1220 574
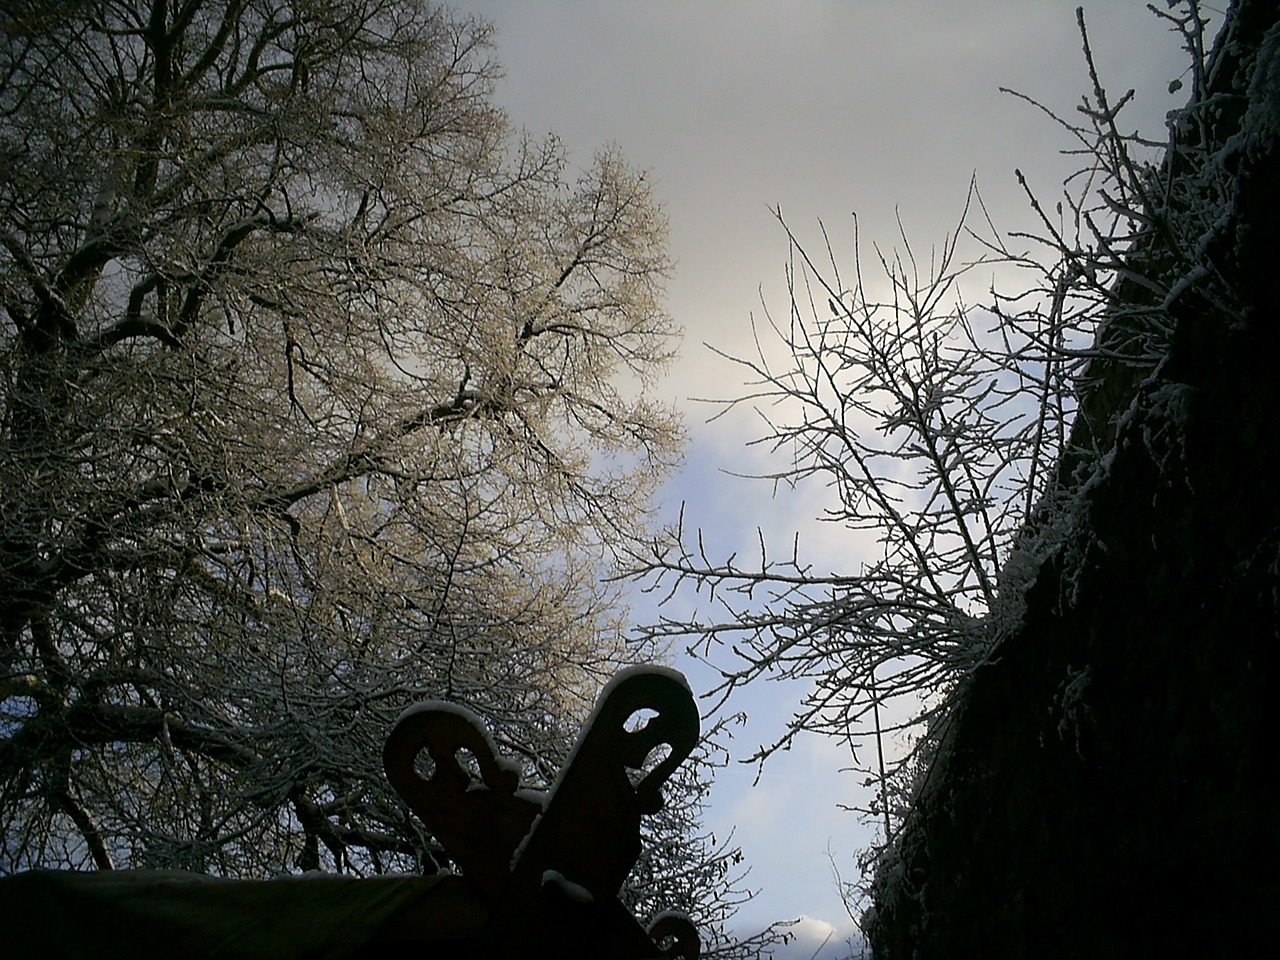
866 3 1280 955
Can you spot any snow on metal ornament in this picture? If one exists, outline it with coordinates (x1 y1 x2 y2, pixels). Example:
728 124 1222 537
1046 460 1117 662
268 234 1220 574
384 700 543 899
383 665 702 959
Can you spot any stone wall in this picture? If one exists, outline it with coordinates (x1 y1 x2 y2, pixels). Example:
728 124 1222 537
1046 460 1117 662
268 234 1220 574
866 3 1280 955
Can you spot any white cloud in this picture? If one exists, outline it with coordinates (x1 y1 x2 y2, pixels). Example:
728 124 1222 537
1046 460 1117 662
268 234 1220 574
750 914 868 960
446 0 1191 935
700 711 875 932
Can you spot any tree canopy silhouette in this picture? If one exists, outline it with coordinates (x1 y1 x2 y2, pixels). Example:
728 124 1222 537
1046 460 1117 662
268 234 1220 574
0 0 688 885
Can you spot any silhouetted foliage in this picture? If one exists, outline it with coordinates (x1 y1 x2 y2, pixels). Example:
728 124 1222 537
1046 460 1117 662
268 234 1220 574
0 3 774 950
633 2 1277 952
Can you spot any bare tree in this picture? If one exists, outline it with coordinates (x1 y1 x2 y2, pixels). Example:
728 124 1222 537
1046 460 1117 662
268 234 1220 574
0 0 694 889
630 3 1207 862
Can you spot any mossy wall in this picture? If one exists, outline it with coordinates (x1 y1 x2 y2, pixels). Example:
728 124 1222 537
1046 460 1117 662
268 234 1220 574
867 3 1280 955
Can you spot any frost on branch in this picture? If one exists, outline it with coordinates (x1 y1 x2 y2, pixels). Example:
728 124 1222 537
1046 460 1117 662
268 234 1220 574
628 1 1240 902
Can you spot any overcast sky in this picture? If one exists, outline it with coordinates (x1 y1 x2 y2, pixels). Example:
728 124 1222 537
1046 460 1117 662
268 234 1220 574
446 1 1191 954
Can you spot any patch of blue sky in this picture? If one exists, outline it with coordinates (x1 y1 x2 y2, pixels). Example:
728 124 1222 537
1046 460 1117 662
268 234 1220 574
444 0 1192 935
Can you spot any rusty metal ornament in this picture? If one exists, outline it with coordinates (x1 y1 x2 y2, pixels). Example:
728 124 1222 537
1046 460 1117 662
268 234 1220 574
505 665 700 901
383 701 542 899
383 665 702 959
648 912 702 960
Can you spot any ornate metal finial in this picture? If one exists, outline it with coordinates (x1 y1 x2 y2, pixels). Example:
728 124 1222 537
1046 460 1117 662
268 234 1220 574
383 665 702 959
383 700 542 898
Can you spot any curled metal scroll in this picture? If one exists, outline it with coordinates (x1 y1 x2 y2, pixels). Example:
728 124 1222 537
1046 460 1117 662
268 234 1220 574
648 912 701 960
506 665 700 903
383 702 541 898
384 666 701 959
